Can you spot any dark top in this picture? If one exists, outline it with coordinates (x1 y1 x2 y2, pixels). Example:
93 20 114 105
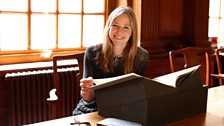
73 44 149 115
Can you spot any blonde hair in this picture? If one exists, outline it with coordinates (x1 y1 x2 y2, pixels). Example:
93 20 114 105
99 6 138 74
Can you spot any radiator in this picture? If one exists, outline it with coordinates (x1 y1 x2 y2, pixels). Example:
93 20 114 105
5 68 80 126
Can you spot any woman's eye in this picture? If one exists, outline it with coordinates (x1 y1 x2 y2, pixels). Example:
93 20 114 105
124 26 130 30
112 24 118 27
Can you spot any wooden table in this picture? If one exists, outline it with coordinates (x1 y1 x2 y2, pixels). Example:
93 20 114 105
25 85 224 126
24 112 104 126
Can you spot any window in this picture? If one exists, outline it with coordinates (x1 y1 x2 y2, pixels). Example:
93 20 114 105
0 0 105 53
208 0 224 46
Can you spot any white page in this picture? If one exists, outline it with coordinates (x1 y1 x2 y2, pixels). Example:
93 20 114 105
153 65 200 87
97 118 142 126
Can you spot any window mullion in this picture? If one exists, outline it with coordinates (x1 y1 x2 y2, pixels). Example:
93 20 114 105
56 0 59 49
81 0 84 48
28 0 31 50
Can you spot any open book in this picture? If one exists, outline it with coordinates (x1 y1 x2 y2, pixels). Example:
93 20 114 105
92 65 200 89
153 65 201 87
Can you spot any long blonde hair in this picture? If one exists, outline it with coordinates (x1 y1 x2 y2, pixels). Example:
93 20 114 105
99 6 138 74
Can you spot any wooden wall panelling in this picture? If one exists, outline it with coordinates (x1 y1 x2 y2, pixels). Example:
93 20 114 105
141 0 184 57
144 58 171 78
159 0 183 39
159 0 184 51
140 0 210 79
141 0 167 57
181 0 209 47
182 0 195 46
140 0 210 57
107 0 119 16
141 0 160 42
194 0 210 47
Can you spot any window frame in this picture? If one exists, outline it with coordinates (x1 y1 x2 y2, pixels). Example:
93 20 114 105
208 0 224 39
0 0 109 65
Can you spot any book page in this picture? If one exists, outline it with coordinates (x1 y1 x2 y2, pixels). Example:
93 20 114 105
153 65 200 87
92 73 141 90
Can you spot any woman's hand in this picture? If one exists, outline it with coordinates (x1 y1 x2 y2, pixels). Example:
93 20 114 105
80 77 95 102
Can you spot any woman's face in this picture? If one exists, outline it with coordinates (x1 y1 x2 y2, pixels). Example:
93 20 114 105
109 13 132 47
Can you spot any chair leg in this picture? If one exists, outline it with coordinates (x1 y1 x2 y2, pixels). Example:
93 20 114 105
219 78 223 86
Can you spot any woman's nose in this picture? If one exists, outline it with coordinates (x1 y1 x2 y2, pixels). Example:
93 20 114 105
116 27 123 34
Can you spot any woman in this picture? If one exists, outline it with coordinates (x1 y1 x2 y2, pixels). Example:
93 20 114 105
73 6 149 115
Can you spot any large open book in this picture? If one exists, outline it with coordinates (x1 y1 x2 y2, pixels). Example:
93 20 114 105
94 65 206 125
93 65 201 89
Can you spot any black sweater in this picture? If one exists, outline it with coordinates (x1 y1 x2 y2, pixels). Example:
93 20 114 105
73 44 149 115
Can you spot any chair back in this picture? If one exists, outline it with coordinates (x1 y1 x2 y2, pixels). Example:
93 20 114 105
49 52 84 119
213 48 224 85
53 52 84 84
169 47 211 86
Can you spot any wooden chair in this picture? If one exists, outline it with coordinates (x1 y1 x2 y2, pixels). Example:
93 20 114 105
210 48 224 86
48 52 84 119
169 47 211 87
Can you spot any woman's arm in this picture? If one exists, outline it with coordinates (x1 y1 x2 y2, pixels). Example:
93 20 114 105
83 47 94 78
73 46 98 115
80 47 96 101
134 47 149 76
80 77 95 102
